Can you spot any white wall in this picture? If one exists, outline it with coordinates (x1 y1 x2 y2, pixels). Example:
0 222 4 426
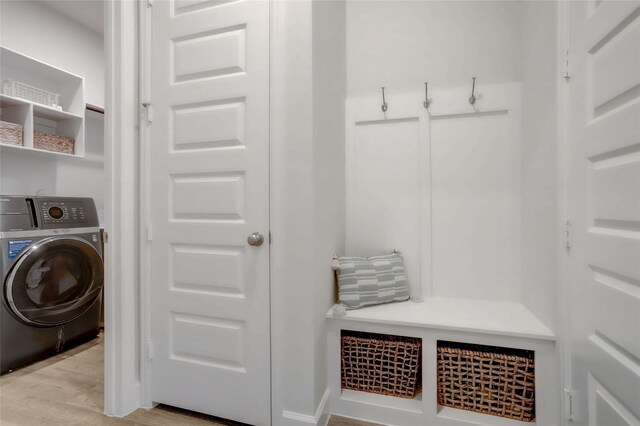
55 112 105 215
312 0 346 414
346 0 523 97
345 83 524 303
271 0 346 422
431 104 521 302
520 1 559 331
271 2 316 419
0 1 105 219
351 118 422 293
0 0 105 107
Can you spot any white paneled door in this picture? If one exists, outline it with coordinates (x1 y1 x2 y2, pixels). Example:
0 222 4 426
148 1 270 424
568 1 640 424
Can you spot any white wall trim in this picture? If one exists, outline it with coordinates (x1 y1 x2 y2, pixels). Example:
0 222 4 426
137 0 153 410
344 91 429 300
282 389 331 426
270 1 317 424
345 83 520 302
103 0 140 417
557 1 572 424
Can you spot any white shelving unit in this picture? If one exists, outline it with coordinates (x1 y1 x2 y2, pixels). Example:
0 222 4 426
0 46 84 158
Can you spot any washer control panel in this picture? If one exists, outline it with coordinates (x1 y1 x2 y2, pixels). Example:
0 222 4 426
41 200 88 225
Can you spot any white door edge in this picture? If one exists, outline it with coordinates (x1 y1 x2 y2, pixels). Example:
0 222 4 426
557 1 573 424
138 0 153 410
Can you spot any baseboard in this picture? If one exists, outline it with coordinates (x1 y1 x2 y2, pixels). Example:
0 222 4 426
104 381 140 417
282 389 330 426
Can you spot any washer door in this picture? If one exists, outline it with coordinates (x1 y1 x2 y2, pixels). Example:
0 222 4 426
5 236 103 326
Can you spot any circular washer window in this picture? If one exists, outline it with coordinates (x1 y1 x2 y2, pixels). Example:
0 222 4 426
5 236 103 327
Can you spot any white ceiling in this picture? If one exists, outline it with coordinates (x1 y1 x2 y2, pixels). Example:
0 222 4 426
40 0 104 36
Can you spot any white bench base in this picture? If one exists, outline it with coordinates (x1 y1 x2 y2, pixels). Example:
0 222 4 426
326 298 560 426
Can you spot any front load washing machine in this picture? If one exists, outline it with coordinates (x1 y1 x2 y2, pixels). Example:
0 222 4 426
1 196 103 374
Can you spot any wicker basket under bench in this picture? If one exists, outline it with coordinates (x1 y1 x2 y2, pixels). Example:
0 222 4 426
437 340 536 422
341 331 422 398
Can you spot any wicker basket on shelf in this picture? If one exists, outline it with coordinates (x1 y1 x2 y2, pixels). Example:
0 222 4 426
341 331 422 398
437 341 536 422
34 130 74 154
0 121 24 146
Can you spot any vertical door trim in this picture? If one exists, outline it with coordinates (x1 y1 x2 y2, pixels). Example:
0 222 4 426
138 0 153 409
104 0 141 417
557 1 573 424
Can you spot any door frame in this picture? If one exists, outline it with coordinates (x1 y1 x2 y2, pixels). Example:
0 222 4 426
138 0 153 410
104 0 142 417
557 1 572 424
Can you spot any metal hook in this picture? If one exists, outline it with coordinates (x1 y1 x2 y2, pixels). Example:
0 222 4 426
381 87 388 112
423 82 432 109
469 77 477 106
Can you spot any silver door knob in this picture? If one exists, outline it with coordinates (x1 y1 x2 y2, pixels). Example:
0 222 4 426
247 232 264 247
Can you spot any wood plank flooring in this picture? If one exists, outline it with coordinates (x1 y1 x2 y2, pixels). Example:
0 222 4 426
0 334 378 426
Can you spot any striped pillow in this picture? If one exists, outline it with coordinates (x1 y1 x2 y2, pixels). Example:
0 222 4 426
335 253 410 309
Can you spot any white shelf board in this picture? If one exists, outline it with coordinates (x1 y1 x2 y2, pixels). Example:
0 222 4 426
86 103 105 113
327 297 556 341
341 389 423 414
0 142 82 159
0 94 81 121
33 103 82 121
438 406 536 426
0 93 28 108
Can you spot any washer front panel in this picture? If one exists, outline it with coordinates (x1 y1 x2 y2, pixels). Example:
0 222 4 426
4 236 103 327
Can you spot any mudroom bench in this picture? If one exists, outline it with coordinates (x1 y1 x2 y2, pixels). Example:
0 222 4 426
326 298 559 426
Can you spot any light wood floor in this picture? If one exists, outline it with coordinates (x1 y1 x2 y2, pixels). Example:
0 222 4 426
0 334 378 426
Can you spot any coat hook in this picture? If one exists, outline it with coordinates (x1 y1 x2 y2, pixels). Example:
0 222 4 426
423 82 432 109
381 87 388 112
469 77 477 106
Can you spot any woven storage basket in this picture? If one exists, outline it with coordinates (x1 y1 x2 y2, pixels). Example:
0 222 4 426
0 121 24 146
341 331 422 398
34 130 74 154
437 341 535 422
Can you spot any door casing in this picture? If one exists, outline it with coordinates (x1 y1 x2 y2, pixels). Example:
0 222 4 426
104 0 141 417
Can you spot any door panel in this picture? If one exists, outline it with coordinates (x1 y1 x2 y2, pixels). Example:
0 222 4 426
149 1 270 424
568 1 640 424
